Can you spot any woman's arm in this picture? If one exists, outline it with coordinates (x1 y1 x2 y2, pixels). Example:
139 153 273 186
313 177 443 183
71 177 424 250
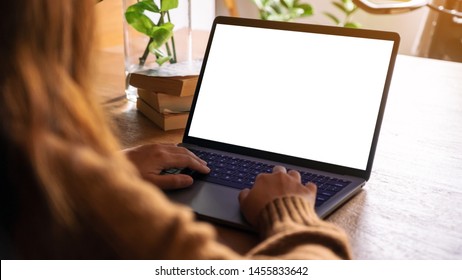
64 145 351 259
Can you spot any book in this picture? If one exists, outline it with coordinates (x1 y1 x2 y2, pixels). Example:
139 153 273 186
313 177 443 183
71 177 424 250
136 98 189 131
129 72 198 97
138 89 193 113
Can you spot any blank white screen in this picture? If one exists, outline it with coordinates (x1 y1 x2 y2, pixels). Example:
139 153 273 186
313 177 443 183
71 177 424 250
189 24 394 170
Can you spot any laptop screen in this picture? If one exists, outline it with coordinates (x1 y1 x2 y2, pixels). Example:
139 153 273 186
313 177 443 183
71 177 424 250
187 20 396 171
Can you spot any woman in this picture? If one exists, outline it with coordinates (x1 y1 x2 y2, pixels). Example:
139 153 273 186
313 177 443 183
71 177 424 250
0 0 351 259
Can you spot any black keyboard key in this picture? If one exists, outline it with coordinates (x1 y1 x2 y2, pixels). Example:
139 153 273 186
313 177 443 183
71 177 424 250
317 183 330 191
320 190 335 197
315 194 330 207
187 149 350 204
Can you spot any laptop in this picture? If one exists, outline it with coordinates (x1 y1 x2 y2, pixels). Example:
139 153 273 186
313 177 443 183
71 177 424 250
166 16 400 231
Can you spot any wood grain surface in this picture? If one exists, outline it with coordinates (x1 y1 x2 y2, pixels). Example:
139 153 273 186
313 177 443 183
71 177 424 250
96 50 462 259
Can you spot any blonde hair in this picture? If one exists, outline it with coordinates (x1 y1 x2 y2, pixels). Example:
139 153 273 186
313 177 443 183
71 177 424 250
1 0 121 227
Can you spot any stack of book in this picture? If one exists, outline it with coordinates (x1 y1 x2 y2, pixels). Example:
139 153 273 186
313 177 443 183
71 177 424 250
129 73 198 131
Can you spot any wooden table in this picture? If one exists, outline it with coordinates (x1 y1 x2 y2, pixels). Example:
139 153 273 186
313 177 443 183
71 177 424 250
96 49 462 259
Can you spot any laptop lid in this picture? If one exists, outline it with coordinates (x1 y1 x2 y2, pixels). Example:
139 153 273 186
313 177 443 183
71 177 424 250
183 16 400 181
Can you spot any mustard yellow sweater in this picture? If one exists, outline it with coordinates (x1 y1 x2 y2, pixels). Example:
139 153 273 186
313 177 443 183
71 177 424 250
4 144 352 259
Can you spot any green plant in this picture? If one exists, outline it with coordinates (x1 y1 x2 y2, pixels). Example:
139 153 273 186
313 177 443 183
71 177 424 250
125 0 179 66
250 0 361 28
252 0 313 21
324 0 361 28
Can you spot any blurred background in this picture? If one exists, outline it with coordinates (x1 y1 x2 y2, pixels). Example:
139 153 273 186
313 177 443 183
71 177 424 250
96 0 461 62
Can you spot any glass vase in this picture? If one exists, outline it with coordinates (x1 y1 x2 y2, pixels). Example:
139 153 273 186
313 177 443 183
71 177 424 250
122 0 212 102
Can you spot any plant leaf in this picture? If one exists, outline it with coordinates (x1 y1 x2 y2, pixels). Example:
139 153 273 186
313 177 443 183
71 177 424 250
296 4 313 16
148 25 174 48
332 1 348 15
282 0 295 8
289 8 304 19
344 22 361 28
342 0 356 14
252 0 265 10
161 0 179 11
254 0 312 21
156 56 172 65
125 11 156 36
323 12 340 26
157 21 175 32
138 0 160 13
126 1 160 13
149 47 171 66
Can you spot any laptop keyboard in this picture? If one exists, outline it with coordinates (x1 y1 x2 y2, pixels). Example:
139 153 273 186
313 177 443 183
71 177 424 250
185 149 351 207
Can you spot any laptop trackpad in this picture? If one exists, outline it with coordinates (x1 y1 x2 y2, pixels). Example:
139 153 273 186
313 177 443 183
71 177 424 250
165 181 252 231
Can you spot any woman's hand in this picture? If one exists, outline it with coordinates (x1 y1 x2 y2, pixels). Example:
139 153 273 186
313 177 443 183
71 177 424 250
238 166 317 227
124 143 210 190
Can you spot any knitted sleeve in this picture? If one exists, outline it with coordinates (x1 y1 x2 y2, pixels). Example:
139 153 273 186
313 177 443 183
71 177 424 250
246 197 352 259
54 145 352 259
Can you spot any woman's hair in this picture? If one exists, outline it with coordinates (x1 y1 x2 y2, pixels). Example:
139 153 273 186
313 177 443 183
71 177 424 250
0 0 120 227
